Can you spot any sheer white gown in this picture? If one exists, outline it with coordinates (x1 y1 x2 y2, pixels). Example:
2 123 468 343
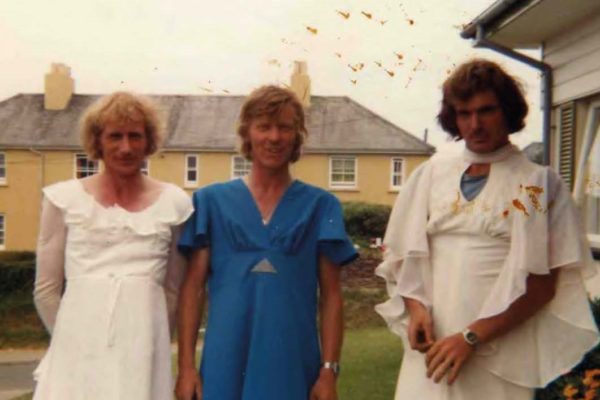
33 179 193 400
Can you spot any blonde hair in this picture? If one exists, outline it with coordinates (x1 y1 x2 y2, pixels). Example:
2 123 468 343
236 85 307 163
79 92 164 160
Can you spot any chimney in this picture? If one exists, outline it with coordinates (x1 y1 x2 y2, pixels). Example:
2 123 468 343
44 63 74 110
290 61 311 108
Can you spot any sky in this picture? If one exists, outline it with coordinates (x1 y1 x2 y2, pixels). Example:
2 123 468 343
0 0 543 153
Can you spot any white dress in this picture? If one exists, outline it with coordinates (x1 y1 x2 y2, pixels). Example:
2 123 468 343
32 179 193 400
375 145 599 399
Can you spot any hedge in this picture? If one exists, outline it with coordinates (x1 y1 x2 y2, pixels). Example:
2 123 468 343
0 251 36 295
342 202 391 241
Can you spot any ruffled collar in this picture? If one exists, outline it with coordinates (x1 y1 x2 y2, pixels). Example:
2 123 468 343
463 143 519 164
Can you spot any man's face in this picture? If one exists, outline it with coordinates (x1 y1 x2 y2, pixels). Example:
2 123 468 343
247 104 298 171
454 90 510 154
99 117 148 177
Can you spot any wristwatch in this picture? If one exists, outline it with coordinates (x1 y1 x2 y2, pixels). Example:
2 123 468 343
462 328 479 347
321 361 341 377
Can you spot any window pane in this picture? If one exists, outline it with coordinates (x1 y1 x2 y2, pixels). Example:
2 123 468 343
187 156 197 168
332 173 343 182
394 160 402 173
187 170 197 182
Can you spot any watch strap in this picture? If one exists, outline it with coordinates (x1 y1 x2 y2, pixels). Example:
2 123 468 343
321 361 340 376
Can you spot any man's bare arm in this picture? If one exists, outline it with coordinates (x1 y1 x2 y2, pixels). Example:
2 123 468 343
175 248 210 400
310 255 343 400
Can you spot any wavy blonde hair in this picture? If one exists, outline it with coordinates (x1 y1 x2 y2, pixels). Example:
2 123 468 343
80 91 164 160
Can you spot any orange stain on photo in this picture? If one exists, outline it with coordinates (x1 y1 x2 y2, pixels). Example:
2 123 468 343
305 26 318 35
361 11 373 19
336 10 350 19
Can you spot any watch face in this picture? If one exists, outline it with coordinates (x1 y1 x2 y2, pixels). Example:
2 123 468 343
466 331 478 344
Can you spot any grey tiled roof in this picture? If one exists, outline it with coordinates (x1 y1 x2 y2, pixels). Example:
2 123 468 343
0 94 434 155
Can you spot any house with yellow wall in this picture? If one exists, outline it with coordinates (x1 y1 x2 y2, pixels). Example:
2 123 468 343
0 62 434 251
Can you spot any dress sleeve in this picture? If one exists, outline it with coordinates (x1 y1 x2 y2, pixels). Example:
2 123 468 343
317 194 358 266
164 225 186 337
475 167 599 387
374 161 433 337
34 197 67 334
178 188 210 256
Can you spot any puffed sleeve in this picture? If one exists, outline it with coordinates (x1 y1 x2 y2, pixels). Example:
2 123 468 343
34 197 67 334
475 166 599 387
374 161 434 337
178 188 210 256
317 194 358 266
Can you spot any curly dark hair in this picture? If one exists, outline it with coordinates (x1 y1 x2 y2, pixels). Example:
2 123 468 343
437 59 528 138
237 85 307 163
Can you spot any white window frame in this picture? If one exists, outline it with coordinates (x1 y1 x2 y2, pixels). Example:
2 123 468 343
74 153 99 179
329 155 357 189
573 101 600 250
231 155 252 179
0 214 5 250
184 154 199 188
0 152 6 185
390 157 405 191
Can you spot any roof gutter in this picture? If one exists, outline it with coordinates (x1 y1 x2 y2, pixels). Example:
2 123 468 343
471 24 552 165
460 0 523 40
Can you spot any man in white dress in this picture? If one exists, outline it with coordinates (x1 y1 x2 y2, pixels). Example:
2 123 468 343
376 59 599 399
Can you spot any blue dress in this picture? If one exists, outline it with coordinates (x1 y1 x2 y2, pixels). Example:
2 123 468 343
179 179 357 400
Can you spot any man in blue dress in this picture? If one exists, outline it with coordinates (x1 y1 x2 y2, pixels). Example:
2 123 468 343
175 85 358 400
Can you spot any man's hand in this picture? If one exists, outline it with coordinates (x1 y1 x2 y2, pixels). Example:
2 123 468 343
404 297 435 353
309 369 337 400
175 368 202 400
425 333 474 385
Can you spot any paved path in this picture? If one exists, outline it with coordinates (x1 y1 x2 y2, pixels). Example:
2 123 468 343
0 349 45 400
0 343 203 400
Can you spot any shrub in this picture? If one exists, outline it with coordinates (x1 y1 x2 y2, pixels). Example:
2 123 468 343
0 251 36 295
342 202 391 241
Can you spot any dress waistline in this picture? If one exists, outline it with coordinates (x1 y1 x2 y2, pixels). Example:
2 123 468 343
68 274 162 347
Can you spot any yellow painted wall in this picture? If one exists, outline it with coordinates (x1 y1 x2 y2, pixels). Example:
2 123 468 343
292 154 429 205
0 149 430 250
0 151 43 251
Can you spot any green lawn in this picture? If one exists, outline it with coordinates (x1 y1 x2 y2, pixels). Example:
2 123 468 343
339 328 402 400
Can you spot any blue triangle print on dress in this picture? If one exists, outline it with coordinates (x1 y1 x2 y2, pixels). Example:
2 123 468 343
250 258 278 274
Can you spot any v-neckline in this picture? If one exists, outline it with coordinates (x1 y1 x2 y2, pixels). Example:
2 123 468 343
237 178 298 227
458 162 493 203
